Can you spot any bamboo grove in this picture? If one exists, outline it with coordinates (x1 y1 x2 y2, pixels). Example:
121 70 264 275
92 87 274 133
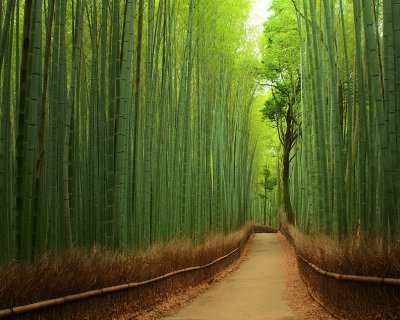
0 0 261 262
289 0 400 248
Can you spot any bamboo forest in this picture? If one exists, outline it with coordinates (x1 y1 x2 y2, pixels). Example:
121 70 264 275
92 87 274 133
0 0 399 319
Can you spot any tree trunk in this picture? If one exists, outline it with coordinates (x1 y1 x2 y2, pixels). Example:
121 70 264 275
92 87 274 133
63 0 85 250
263 176 267 225
283 144 294 224
16 0 32 261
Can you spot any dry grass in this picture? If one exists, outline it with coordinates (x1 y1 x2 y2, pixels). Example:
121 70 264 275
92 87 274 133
124 235 255 320
277 233 335 320
284 224 400 319
0 224 253 319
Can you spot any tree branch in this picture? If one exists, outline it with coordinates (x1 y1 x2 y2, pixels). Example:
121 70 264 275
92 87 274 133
290 0 307 22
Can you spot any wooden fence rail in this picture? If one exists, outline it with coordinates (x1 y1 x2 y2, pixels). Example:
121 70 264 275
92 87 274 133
0 229 258 318
280 225 400 286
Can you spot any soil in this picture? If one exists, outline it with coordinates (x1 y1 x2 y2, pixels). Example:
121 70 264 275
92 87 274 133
118 235 254 320
122 233 337 320
277 233 336 320
160 233 296 320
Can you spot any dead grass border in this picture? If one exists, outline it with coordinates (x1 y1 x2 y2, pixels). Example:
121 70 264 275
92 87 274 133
281 224 400 319
0 224 272 319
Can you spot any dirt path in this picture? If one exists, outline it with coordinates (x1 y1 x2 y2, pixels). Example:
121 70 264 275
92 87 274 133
162 233 297 320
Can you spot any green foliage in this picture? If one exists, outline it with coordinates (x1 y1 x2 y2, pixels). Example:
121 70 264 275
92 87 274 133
258 166 277 195
249 92 281 226
261 85 288 124
258 0 300 224
289 0 400 248
0 0 264 262
260 0 299 81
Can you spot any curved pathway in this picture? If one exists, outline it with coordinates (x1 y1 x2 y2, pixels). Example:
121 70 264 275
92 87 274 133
162 233 297 320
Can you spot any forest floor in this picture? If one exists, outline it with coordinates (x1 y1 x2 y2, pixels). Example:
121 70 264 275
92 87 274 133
128 233 334 320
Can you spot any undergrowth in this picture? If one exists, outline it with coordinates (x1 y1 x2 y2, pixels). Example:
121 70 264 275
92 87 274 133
0 224 253 319
284 224 400 319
